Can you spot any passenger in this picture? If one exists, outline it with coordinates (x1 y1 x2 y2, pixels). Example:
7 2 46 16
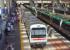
48 28 53 37
7 22 11 32
10 44 14 50
10 24 14 31
7 26 11 32
7 44 14 50
11 19 14 25
8 22 11 26
5 28 8 36
7 47 11 50
5 22 11 36
7 46 14 50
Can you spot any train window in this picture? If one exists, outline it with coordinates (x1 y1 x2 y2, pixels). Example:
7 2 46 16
62 24 70 31
31 28 46 38
53 18 60 25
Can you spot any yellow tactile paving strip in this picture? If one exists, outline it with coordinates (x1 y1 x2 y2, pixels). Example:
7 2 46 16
18 14 31 50
19 16 24 50
18 7 30 50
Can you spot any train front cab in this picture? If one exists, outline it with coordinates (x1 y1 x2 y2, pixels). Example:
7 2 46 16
29 24 48 47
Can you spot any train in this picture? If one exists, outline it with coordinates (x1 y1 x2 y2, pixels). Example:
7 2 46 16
29 24 48 47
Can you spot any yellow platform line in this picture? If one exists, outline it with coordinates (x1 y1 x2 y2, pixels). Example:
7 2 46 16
19 17 24 50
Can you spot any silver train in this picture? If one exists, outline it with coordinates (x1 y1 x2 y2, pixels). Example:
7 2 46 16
29 24 48 47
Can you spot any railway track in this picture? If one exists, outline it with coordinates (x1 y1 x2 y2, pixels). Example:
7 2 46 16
32 48 44 50
31 39 70 50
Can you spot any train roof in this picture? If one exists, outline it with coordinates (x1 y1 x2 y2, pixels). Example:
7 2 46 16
30 24 46 28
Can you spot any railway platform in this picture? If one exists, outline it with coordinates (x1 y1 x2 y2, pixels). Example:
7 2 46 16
4 5 70 50
18 7 31 50
19 19 31 50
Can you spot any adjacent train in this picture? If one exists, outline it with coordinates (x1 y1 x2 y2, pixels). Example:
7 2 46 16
37 10 70 40
30 24 48 47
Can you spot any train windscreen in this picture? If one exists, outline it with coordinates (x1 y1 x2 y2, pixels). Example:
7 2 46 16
31 28 46 38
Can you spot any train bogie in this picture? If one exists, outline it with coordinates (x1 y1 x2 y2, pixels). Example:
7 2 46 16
30 42 46 48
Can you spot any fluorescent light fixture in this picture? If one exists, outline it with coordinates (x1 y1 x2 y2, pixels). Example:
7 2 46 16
0 9 1 14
